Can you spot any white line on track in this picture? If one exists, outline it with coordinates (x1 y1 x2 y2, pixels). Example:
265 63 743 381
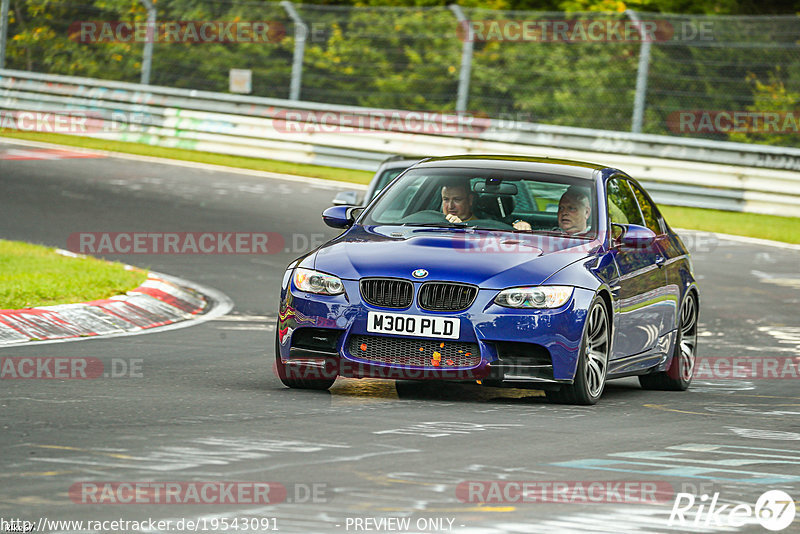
0 136 367 191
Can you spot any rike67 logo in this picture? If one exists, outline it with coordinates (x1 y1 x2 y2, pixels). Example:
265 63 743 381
669 490 795 531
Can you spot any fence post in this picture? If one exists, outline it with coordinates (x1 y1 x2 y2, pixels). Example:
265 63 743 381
449 4 472 113
139 0 156 85
0 0 9 69
281 1 306 101
626 9 652 134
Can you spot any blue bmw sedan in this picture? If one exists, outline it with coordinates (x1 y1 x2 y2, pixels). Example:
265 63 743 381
275 156 699 405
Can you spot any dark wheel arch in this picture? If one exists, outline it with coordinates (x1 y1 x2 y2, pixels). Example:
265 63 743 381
639 287 698 391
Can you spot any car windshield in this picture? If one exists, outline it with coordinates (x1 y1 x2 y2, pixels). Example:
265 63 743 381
360 167 597 238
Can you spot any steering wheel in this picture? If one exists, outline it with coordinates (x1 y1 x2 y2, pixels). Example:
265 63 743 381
398 212 514 230
468 218 514 230
399 210 450 224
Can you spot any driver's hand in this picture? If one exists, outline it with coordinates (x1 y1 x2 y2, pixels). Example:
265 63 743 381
513 220 532 231
445 214 463 223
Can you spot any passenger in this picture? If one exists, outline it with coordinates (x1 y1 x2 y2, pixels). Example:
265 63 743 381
555 186 592 234
513 186 591 234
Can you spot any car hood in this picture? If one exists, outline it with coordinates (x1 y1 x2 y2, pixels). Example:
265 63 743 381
311 225 601 289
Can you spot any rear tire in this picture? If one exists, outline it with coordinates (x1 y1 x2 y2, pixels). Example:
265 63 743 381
546 296 609 405
639 291 697 391
274 329 337 390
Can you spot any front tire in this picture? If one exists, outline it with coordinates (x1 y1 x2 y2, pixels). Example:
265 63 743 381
546 296 609 405
639 291 698 391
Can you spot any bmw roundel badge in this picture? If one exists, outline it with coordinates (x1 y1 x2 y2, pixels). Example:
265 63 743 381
412 269 428 279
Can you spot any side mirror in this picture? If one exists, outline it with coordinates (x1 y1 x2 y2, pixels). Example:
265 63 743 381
614 223 656 248
322 205 358 229
332 191 360 206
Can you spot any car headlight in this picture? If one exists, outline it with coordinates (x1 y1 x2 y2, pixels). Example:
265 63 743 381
494 286 573 309
293 268 345 295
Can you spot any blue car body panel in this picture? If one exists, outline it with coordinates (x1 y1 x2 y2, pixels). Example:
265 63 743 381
312 225 600 289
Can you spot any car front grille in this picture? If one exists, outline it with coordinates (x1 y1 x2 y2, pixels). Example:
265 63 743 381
418 282 478 312
360 278 413 309
348 335 480 368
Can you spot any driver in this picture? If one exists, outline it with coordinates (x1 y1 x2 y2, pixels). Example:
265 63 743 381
441 180 477 223
442 179 538 230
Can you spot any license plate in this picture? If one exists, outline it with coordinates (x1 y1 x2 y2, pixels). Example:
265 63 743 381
367 311 460 340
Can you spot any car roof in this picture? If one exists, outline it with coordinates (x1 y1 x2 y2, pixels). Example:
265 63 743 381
378 158 420 170
412 155 609 179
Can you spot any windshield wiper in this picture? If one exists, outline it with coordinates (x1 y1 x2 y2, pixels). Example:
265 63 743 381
500 228 594 239
401 222 468 228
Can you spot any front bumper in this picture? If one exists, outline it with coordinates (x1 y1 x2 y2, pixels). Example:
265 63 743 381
277 278 594 384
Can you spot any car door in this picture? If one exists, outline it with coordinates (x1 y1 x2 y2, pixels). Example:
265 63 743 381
606 177 668 367
628 180 681 343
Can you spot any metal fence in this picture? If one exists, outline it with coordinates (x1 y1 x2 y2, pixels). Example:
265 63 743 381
3 69 800 217
1 1 800 146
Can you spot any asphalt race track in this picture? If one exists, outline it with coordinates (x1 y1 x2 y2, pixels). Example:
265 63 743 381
1 140 799 534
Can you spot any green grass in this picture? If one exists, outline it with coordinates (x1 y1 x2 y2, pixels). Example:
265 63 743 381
2 131 798 244
0 240 148 309
0 130 374 185
660 205 800 244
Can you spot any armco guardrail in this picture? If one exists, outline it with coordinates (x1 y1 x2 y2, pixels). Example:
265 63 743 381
2 69 800 217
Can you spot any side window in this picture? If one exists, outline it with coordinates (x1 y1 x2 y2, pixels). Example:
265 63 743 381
377 169 403 191
525 182 564 212
607 178 643 227
628 181 663 235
